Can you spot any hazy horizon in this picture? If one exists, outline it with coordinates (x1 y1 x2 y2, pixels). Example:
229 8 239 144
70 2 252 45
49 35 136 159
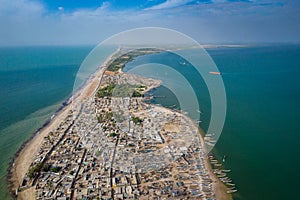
1 42 300 48
1 0 300 46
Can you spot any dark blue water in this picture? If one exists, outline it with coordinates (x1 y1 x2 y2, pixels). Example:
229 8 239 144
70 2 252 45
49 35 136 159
0 46 92 199
124 45 300 200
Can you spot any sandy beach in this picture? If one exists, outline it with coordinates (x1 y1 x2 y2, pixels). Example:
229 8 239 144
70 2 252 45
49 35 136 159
10 106 72 199
9 48 231 200
9 51 116 199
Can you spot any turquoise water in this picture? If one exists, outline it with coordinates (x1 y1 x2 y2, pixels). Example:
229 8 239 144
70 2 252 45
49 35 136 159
0 46 92 199
0 45 299 200
124 45 300 200
209 45 300 200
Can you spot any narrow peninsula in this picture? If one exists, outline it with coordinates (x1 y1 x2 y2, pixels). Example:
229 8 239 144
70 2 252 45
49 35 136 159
9 48 232 200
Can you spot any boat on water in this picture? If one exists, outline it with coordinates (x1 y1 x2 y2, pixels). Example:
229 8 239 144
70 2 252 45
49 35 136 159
222 169 231 173
206 133 215 137
226 183 235 186
209 71 221 75
227 189 238 194
180 61 187 66
217 174 226 178
223 155 227 162
228 186 236 190
220 177 229 181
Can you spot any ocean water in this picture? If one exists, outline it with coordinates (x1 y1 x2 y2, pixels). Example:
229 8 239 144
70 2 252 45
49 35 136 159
209 45 300 200
0 46 92 199
0 45 299 200
124 45 300 200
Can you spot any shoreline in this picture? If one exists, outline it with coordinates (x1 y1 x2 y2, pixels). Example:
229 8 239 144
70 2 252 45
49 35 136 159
8 48 231 200
8 99 73 199
8 49 119 199
6 97 70 189
144 103 231 200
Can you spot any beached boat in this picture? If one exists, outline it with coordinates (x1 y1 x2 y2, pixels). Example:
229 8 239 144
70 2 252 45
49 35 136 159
227 189 238 194
222 169 231 173
226 183 235 186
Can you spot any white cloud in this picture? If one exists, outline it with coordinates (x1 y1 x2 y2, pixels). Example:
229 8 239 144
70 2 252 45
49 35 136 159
0 0 44 17
145 0 194 10
98 1 110 10
58 6 64 11
0 0 299 46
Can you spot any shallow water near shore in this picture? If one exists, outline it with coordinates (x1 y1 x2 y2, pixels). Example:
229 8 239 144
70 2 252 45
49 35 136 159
0 45 300 199
0 46 92 199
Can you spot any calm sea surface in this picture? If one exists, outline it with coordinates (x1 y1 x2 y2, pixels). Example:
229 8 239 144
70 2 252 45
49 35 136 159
124 45 300 200
0 45 299 199
0 46 92 199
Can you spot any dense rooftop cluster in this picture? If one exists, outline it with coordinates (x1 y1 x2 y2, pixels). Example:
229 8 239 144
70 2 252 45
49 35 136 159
18 63 227 199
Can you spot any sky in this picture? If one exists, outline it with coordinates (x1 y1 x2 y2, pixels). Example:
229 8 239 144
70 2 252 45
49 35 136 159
0 0 299 46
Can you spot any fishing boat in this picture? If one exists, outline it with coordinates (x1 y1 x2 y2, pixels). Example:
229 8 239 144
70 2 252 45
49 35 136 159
209 71 221 75
222 169 231 173
217 173 226 178
228 187 236 190
226 183 235 186
227 189 238 194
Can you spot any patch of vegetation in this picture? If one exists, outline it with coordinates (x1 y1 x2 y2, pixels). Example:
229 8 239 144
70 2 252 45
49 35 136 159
132 90 144 97
95 150 101 157
105 111 113 121
128 143 135 147
109 132 117 137
43 163 51 172
28 162 42 179
131 116 143 125
97 115 103 123
106 54 137 72
106 49 161 72
69 170 75 175
97 83 146 99
102 126 108 131
51 166 62 173
97 83 116 98
138 85 147 89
